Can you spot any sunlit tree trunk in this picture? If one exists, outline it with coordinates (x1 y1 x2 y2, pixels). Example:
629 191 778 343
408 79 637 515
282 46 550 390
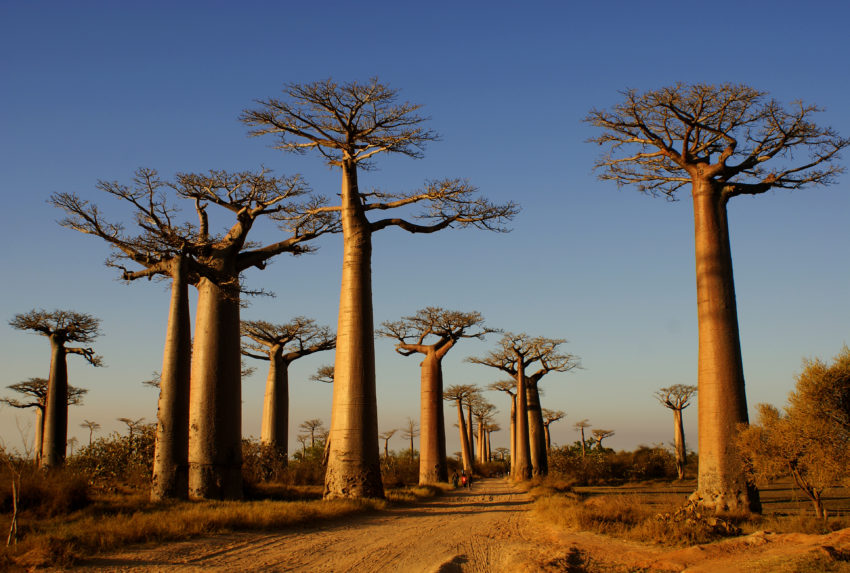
509 394 516 472
673 408 687 480
325 162 383 499
41 337 68 468
151 256 191 500
513 362 532 480
260 347 289 465
189 276 243 500
33 407 44 464
526 379 547 476
691 179 760 512
466 403 475 462
454 399 472 473
419 351 448 484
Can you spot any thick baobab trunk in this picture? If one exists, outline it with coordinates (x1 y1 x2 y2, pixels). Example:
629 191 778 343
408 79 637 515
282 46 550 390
544 424 551 451
151 257 192 500
34 407 44 464
476 421 485 463
691 180 760 513
455 400 473 473
673 408 687 480
513 363 532 480
325 162 383 499
419 352 448 484
509 394 516 471
41 338 68 468
188 277 243 500
526 380 548 477
260 348 289 463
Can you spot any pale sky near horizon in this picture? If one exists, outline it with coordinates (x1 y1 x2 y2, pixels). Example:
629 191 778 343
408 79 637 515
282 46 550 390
1 1 848 458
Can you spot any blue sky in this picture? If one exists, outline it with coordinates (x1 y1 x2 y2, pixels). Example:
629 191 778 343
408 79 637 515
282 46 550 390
1 0 848 457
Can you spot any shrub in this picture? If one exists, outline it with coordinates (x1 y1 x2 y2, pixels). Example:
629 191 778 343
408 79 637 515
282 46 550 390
68 424 156 488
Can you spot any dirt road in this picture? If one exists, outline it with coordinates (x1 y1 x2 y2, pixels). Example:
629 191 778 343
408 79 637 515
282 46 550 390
73 479 544 572
69 478 850 572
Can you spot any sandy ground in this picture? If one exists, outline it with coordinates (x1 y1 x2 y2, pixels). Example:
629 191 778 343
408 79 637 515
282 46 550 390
65 478 850 572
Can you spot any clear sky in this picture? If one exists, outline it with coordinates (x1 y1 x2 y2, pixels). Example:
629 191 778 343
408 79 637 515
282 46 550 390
1 0 848 458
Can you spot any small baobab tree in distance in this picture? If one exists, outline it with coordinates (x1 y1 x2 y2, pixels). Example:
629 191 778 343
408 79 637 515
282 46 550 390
591 429 615 450
542 408 565 451
9 310 102 468
574 419 591 458
402 417 419 464
378 429 397 459
243 78 518 499
379 308 496 484
655 384 698 479
2 378 87 463
587 83 848 512
299 418 327 448
443 384 477 473
80 419 101 447
470 333 580 478
489 379 517 470
241 318 335 461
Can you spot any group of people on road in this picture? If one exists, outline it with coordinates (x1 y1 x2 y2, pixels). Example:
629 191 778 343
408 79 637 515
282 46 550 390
451 469 473 489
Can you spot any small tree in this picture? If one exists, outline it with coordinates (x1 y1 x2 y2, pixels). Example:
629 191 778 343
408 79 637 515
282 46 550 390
443 384 476 473
299 419 327 448
542 409 565 451
401 418 419 464
738 347 850 520
588 84 848 512
378 429 397 459
9 310 102 467
242 318 335 461
574 419 591 458
80 419 101 447
489 380 517 468
655 384 697 479
591 429 615 450
2 378 87 463
379 308 496 484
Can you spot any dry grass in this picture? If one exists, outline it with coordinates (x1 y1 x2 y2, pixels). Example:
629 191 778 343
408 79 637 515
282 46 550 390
385 482 452 503
2 494 385 569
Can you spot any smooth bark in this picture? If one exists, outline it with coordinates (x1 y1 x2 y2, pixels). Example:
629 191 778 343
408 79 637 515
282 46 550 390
455 399 473 473
691 180 760 513
41 338 68 468
325 162 383 499
188 277 243 500
419 351 448 484
34 407 43 464
513 361 532 480
260 346 289 457
151 256 192 500
526 379 547 476
673 408 687 480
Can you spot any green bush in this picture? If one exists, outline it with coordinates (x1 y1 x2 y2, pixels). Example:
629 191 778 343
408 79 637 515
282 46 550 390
549 444 679 485
68 424 156 488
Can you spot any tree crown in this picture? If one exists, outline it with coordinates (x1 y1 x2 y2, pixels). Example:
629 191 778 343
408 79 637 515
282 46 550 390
587 83 849 200
10 310 103 366
241 317 335 362
468 332 581 382
378 307 497 357
2 377 87 409
655 384 697 411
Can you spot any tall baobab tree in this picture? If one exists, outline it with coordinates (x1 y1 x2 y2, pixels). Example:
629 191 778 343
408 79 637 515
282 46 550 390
470 333 580 478
542 408 565 451
79 419 100 447
574 419 591 457
402 417 420 464
53 168 336 500
2 378 87 462
489 380 517 471
587 84 848 512
472 400 497 463
591 429 615 450
298 418 327 448
9 310 102 468
242 318 335 460
243 78 518 499
443 384 477 473
378 429 397 459
655 384 698 480
379 308 496 484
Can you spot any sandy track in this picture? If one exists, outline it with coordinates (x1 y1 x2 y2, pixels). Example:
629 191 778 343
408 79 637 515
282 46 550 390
71 479 538 573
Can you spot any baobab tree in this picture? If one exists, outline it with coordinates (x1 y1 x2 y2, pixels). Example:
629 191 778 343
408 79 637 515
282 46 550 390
2 378 87 462
80 419 100 447
472 400 497 463
542 408 565 451
298 418 327 448
574 419 591 458
470 333 580 478
591 429 615 450
402 417 419 463
9 310 102 468
118 417 146 441
443 384 476 473
54 168 336 500
489 380 517 470
655 385 698 480
243 78 518 499
242 318 335 460
378 429 397 459
310 365 335 384
379 308 496 484
587 84 848 512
